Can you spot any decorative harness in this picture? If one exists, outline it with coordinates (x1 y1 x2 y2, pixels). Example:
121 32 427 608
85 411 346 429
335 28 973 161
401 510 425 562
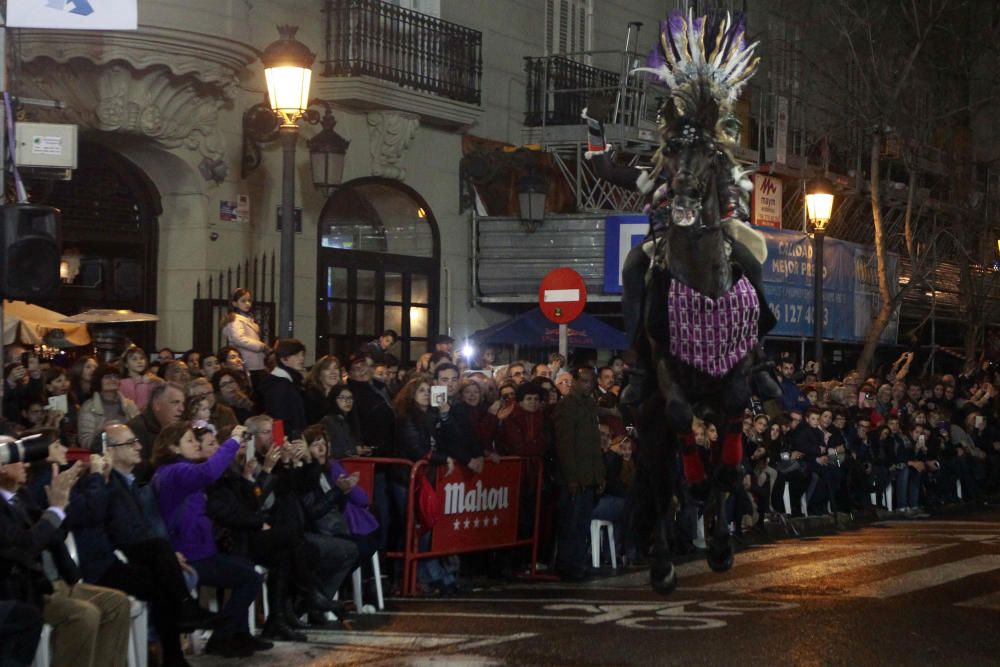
667 274 759 378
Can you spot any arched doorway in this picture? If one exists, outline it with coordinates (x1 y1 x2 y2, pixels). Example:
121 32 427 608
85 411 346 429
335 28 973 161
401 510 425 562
316 178 440 363
27 142 161 350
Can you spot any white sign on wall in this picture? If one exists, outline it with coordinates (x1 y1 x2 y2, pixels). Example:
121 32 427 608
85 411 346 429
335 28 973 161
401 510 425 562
774 95 789 165
752 173 782 228
7 0 137 30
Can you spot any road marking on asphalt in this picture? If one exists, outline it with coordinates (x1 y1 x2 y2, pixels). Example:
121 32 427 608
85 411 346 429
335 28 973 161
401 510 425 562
458 633 539 650
955 590 1000 611
896 533 1000 542
674 543 833 577
306 630 477 648
849 555 1000 599
873 520 1000 528
693 544 949 593
299 630 537 666
378 599 799 631
377 610 584 621
499 543 865 592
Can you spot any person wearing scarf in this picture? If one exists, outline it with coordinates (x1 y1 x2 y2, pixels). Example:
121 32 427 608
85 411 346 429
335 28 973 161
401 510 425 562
260 339 308 438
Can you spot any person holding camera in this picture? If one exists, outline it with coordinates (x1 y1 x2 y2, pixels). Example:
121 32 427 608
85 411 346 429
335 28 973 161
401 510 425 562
151 422 268 658
0 446 131 667
3 353 44 424
392 375 460 594
206 428 341 641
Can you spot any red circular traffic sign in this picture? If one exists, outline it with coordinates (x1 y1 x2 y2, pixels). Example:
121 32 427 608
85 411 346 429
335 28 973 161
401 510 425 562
538 268 587 324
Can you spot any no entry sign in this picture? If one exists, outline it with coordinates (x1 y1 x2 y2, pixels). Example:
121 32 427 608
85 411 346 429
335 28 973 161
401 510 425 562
539 268 587 324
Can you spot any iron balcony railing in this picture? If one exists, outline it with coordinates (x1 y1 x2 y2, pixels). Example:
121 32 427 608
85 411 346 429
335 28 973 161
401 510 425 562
323 0 482 105
524 56 622 127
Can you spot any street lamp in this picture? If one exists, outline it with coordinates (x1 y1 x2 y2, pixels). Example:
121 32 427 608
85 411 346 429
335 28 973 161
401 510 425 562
517 172 547 224
262 25 315 339
806 178 834 379
306 105 350 196
515 148 547 229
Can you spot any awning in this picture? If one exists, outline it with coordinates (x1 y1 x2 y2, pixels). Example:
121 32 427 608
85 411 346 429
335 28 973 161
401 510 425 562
471 308 627 350
2 300 91 347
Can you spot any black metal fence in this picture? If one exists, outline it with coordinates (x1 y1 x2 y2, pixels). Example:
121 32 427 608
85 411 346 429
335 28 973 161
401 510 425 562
323 0 482 105
192 253 277 355
524 56 620 126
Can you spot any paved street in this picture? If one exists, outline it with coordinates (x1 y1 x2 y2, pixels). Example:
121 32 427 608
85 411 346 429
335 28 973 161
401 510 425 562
191 510 1000 666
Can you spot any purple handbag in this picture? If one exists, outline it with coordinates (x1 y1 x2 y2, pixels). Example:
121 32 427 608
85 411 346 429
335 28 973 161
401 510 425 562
343 502 379 536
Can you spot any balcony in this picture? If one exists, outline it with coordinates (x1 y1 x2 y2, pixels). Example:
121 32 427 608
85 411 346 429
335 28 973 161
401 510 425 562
521 54 665 151
317 0 483 130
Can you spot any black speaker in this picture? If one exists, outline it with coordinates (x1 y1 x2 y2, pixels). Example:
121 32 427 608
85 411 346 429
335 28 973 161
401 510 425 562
0 204 61 300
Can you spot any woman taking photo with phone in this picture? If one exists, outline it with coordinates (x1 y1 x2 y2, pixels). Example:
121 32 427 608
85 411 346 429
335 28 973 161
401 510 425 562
391 375 460 594
151 422 268 658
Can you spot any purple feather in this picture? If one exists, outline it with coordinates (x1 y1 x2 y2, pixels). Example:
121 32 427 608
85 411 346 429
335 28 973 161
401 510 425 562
692 15 705 41
646 45 667 71
666 12 685 60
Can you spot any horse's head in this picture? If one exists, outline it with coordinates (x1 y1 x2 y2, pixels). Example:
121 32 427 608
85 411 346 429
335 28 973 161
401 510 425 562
657 114 725 232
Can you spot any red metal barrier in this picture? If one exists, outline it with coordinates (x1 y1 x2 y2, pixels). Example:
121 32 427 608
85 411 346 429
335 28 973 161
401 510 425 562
341 455 544 596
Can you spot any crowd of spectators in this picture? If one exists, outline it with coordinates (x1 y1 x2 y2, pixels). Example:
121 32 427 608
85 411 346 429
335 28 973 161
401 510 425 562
2 286 999 665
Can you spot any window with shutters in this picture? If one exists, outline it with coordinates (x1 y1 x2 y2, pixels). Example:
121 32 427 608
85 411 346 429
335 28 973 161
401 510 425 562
545 0 592 62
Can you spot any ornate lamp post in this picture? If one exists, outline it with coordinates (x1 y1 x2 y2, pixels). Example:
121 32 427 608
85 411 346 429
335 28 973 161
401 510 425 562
262 25 313 338
806 178 834 379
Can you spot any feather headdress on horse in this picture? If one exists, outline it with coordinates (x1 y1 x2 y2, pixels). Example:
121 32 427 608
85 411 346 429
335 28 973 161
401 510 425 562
636 10 760 115
636 10 766 264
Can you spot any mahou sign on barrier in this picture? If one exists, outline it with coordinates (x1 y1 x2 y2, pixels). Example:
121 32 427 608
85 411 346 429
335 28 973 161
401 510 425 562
340 456 543 596
432 459 522 551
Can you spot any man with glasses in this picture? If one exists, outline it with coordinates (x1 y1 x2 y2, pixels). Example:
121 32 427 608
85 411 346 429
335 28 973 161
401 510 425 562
75 422 217 666
507 363 527 386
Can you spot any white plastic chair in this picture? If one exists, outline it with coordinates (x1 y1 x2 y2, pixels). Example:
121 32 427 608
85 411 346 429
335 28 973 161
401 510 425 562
127 598 149 667
693 512 707 550
590 519 616 570
31 624 52 667
64 533 146 667
350 552 385 612
782 484 810 516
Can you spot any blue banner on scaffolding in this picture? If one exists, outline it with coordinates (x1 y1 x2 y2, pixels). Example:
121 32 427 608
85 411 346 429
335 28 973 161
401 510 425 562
756 226 899 343
602 217 898 344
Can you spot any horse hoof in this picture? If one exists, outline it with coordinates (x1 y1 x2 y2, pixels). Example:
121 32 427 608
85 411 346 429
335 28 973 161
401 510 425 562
649 561 678 594
708 546 733 572
707 545 734 573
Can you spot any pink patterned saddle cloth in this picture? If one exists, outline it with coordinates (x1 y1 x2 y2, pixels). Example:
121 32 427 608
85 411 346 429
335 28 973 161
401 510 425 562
668 274 759 378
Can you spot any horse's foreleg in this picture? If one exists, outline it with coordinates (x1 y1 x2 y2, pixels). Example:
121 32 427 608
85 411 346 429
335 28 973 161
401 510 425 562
637 408 678 594
706 419 741 573
649 460 678 593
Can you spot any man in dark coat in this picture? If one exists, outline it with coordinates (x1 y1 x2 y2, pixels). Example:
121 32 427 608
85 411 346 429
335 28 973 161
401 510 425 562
126 381 185 480
552 368 605 581
0 453 130 667
260 339 308 439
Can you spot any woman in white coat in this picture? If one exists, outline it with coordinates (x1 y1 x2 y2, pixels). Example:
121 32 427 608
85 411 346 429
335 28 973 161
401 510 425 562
221 288 270 388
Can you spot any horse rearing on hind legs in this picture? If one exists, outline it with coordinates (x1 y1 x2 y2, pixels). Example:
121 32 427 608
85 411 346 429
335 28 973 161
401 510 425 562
586 11 777 593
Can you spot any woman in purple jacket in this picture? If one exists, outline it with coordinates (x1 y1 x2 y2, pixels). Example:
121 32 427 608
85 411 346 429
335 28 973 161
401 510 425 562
151 422 269 658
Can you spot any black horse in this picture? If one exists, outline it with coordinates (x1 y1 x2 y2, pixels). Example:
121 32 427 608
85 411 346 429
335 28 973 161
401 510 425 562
637 104 766 592
594 91 775 593
586 10 772 593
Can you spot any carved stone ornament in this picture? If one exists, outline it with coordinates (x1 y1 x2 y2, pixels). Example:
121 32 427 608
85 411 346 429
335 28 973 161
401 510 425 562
367 111 419 181
15 27 258 166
